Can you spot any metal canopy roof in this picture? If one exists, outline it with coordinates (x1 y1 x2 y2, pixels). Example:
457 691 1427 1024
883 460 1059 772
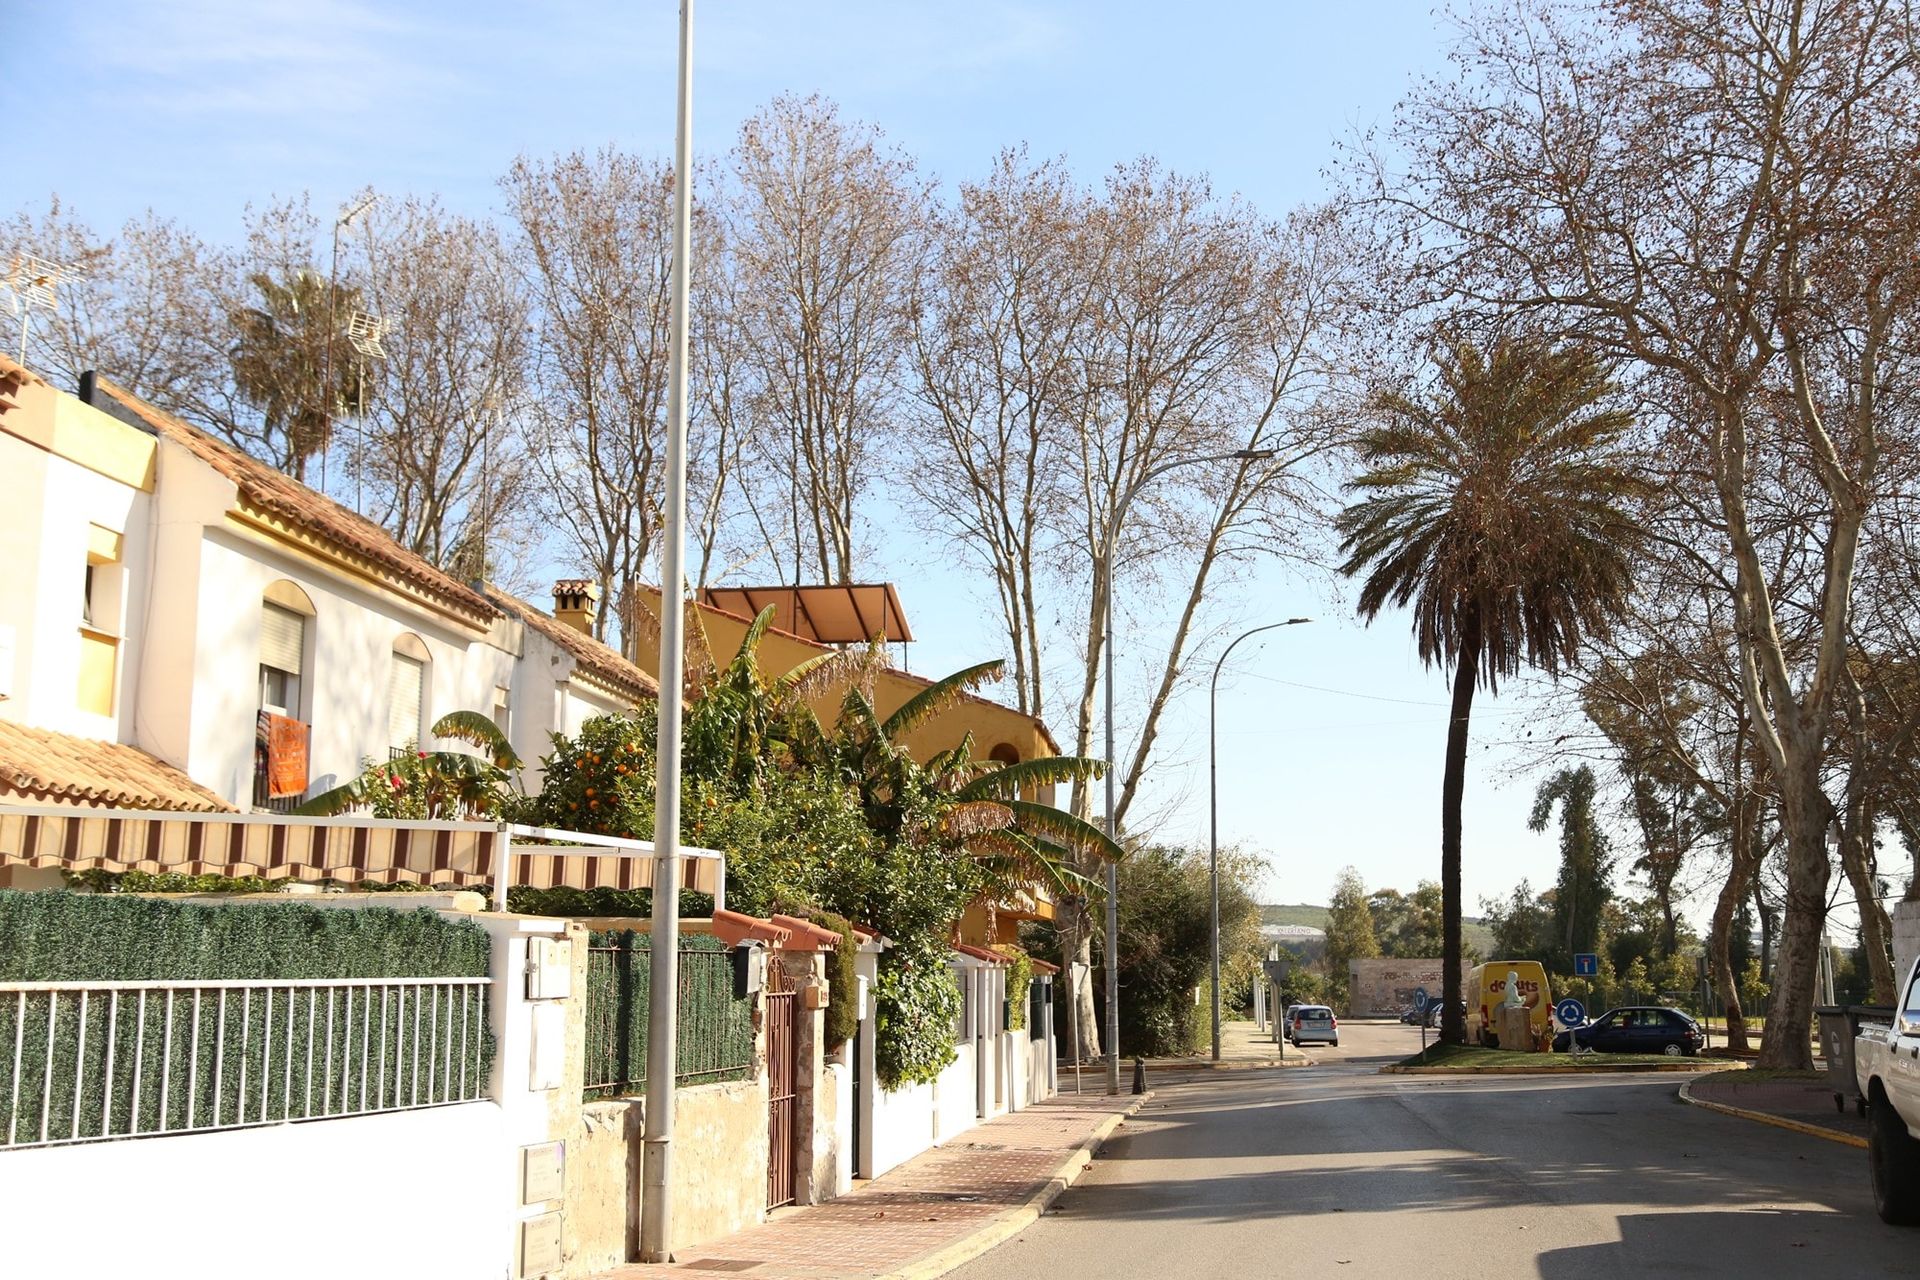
699 583 913 644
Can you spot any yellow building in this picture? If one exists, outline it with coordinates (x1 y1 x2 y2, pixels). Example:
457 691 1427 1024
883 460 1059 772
622 584 1064 942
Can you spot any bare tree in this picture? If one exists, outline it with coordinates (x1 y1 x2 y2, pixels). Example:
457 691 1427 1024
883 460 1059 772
906 148 1100 716
3 197 237 436
723 94 929 584
348 194 529 570
502 150 692 652
1367 0 1920 1068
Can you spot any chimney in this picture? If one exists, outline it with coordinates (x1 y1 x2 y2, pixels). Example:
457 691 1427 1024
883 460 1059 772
553 579 600 635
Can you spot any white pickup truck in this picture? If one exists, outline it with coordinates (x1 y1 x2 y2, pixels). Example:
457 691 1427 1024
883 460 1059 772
1859 953 1920 1224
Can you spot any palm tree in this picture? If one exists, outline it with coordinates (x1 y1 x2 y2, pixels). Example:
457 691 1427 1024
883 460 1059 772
229 269 369 481
1335 337 1645 1045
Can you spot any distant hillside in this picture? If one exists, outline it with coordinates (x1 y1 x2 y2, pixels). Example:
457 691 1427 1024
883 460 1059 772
1262 903 1498 961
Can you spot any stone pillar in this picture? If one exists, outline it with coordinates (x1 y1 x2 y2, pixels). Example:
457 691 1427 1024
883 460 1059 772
1892 900 1920 994
1497 1004 1533 1053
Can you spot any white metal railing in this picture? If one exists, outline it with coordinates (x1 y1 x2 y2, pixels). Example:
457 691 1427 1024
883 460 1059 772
0 977 491 1151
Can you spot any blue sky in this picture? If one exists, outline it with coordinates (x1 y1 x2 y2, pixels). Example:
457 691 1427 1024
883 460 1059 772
5 0 1657 921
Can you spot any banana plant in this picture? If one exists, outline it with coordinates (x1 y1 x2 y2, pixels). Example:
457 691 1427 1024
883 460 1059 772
292 710 522 820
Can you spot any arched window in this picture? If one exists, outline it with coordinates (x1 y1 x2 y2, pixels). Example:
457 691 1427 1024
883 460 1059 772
258 581 315 717
988 743 1022 766
389 633 431 751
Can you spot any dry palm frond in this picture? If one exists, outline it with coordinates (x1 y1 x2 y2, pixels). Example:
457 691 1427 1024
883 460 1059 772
939 800 1014 839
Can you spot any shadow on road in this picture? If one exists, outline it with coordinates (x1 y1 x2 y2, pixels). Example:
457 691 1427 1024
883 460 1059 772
1535 1209 1909 1279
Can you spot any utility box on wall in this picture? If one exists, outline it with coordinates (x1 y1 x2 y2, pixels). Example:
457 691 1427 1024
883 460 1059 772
526 937 574 1001
518 1212 562 1279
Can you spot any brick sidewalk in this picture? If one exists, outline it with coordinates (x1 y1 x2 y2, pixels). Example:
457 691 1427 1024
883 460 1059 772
1684 1070 1868 1145
597 1092 1144 1280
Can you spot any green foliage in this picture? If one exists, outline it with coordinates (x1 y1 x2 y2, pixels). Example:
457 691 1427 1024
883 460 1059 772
1324 866 1380 1012
0 890 494 1144
295 710 526 820
800 909 860 1050
1368 881 1445 958
1529 765 1613 960
874 934 962 1089
996 946 1034 1031
520 624 1110 1084
503 886 713 918
0 890 490 981
1086 843 1265 1057
1740 957 1770 1012
521 713 656 833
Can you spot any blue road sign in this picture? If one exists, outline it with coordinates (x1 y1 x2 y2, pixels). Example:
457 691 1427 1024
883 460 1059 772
1555 997 1587 1027
1573 953 1599 977
1412 987 1430 1013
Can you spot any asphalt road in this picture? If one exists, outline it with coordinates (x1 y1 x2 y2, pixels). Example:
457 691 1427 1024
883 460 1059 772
954 1021 1915 1279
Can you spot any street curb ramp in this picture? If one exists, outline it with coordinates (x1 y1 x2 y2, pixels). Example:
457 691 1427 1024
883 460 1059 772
1676 1074 1867 1150
877 1093 1153 1280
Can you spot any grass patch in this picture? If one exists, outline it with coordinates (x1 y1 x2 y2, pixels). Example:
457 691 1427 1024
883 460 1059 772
1394 1041 1710 1070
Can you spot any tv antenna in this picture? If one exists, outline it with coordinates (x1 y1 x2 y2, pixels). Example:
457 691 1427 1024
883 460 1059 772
4 254 82 364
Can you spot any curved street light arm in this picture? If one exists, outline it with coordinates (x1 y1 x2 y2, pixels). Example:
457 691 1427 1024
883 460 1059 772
1209 616 1311 1061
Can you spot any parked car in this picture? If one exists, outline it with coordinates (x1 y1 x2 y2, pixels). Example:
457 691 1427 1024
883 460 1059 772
1399 1006 1424 1024
1551 1006 1703 1056
1288 1004 1339 1047
1857 951 1920 1224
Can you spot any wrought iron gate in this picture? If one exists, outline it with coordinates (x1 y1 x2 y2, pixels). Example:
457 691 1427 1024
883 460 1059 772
764 961 799 1209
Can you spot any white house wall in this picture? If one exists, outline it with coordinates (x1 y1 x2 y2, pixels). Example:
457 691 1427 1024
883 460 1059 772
0 427 149 741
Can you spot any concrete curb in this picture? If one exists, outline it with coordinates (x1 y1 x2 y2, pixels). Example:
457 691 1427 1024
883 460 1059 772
1146 1054 1313 1072
879 1093 1152 1280
1677 1074 1868 1150
1381 1059 1730 1076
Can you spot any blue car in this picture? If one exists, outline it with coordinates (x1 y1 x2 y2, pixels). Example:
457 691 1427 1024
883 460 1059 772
1552 1005 1703 1056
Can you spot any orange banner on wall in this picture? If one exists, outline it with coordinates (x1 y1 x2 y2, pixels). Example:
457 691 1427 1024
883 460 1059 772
259 711 309 799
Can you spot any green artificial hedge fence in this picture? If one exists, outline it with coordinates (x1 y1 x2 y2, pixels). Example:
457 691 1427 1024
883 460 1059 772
582 930 754 1100
0 891 495 1146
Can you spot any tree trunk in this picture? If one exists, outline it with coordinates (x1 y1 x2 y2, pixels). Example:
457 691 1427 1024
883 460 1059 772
1839 815 1896 1005
1709 796 1760 1053
1757 763 1832 1069
1756 878 1773 982
1439 609 1481 1046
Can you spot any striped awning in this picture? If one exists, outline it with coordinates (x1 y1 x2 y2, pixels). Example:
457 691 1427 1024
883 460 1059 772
0 806 723 898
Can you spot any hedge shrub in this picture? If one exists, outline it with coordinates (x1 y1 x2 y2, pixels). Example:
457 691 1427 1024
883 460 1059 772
0 891 494 1146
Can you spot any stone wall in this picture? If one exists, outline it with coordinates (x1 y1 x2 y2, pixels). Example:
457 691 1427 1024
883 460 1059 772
1347 958 1447 1015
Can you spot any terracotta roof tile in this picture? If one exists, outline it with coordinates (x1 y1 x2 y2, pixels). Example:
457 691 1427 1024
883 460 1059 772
0 720 233 812
487 589 658 704
91 378 493 620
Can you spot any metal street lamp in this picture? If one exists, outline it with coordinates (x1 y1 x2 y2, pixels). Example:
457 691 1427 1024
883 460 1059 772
1209 618 1310 1061
641 0 696 1262
1099 446 1275 1094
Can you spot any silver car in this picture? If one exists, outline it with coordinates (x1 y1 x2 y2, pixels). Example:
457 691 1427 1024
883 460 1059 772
1288 1004 1339 1047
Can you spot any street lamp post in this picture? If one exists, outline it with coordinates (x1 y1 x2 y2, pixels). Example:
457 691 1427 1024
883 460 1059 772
640 0 695 1262
1208 618 1310 1062
1098 447 1274 1094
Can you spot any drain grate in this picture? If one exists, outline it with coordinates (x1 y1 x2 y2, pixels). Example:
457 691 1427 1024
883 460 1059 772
682 1261 761 1272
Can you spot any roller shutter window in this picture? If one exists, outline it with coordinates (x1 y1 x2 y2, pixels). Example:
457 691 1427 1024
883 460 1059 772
259 603 305 715
388 652 425 750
